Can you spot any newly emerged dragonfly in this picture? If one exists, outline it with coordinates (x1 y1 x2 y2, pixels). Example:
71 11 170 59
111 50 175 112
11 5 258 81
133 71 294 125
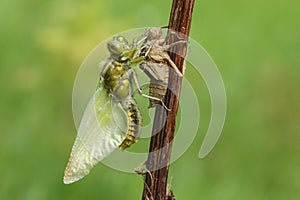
63 28 184 184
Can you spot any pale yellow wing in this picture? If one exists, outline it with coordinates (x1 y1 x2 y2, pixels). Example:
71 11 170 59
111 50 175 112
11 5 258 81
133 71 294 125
63 87 128 184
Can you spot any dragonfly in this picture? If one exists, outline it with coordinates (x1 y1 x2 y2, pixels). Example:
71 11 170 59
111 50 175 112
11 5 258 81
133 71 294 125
63 28 181 184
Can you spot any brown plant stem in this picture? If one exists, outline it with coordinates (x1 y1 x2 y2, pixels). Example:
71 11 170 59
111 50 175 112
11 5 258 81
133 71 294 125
141 0 195 199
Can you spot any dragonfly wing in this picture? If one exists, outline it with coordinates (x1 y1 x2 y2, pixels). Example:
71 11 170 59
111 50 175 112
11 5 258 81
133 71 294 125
64 87 128 184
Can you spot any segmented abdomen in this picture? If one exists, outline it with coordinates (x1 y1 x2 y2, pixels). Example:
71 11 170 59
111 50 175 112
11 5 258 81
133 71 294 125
119 99 142 150
148 81 168 107
140 62 169 108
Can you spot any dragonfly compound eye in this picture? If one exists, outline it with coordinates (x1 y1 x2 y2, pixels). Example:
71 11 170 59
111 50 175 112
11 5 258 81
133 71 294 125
107 36 130 56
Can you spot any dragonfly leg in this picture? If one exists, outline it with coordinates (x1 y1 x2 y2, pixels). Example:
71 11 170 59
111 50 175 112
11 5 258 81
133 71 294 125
143 45 152 58
132 71 171 111
163 55 183 77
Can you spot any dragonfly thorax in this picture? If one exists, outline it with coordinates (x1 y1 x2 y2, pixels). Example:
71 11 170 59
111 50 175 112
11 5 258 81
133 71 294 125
102 63 127 92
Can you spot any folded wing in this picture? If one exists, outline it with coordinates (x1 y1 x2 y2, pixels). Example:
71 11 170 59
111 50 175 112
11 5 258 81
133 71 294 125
64 87 128 184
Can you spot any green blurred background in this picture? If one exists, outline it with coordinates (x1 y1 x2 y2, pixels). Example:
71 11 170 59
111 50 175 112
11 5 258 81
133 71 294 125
1 0 299 199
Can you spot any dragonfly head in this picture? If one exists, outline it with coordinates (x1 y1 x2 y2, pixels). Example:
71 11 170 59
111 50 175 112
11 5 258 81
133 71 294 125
107 36 130 58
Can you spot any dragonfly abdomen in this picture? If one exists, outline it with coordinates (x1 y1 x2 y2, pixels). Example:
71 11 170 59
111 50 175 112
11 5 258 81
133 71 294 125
119 99 142 150
140 62 169 108
148 81 168 108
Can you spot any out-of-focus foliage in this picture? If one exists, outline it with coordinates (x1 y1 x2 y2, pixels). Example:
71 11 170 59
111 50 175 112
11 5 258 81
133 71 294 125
0 0 299 199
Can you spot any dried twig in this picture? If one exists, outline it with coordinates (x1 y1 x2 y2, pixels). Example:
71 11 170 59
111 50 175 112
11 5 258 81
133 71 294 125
141 0 195 199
